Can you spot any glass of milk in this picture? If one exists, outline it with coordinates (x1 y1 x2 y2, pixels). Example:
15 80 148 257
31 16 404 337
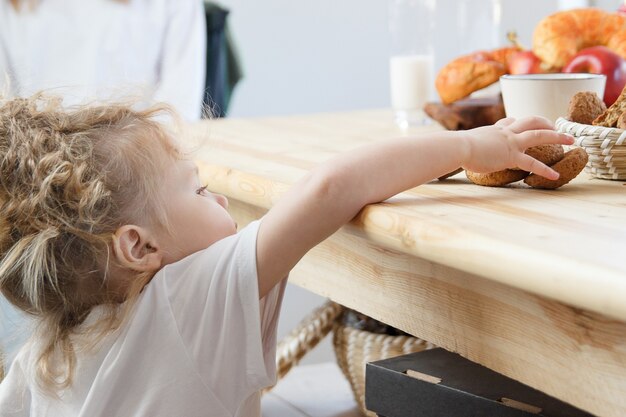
389 0 436 129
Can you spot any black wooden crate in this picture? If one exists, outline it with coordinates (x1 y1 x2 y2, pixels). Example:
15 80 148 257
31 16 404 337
365 348 594 417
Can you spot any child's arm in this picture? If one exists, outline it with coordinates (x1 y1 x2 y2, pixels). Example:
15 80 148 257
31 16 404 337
255 117 574 298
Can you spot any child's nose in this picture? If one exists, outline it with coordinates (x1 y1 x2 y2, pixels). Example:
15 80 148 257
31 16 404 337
214 193 228 209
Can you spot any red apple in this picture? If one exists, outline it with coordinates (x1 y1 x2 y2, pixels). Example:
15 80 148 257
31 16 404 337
508 50 545 75
618 1 626 16
563 46 626 106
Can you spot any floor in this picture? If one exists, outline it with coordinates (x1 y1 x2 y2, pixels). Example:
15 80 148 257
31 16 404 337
262 362 363 417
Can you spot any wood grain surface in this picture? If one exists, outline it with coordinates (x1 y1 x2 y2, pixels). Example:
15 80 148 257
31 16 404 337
183 110 626 417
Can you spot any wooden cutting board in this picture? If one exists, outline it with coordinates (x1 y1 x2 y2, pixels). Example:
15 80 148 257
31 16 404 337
424 95 505 130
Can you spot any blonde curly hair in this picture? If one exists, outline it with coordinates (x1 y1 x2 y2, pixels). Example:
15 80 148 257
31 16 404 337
0 94 181 392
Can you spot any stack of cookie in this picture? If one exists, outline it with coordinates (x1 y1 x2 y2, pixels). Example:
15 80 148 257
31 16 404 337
465 144 588 189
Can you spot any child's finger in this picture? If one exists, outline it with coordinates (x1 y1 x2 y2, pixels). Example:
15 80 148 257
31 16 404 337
515 153 560 180
495 117 516 127
517 130 575 148
507 116 554 133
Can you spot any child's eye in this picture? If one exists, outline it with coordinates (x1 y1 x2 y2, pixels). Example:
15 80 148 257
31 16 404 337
196 185 209 195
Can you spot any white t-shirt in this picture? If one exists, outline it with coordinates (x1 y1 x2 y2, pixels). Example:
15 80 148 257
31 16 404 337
0 220 287 417
0 0 206 120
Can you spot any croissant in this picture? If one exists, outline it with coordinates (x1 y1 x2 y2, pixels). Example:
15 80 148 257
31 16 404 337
435 47 520 104
533 8 626 68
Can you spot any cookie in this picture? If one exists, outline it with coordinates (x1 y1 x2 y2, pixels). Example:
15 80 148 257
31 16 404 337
511 144 564 170
466 169 529 187
567 91 606 125
524 147 588 189
593 86 626 127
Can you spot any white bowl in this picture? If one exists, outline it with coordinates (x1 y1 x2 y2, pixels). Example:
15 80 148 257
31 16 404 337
499 73 606 122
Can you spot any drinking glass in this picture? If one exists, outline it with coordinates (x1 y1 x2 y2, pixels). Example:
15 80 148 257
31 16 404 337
388 0 436 128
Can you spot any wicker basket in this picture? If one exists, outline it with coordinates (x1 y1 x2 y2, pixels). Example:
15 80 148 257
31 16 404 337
555 117 626 180
273 301 343 383
332 320 434 417
272 301 435 416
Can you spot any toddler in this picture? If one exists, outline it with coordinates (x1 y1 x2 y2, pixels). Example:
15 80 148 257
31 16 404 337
0 94 573 417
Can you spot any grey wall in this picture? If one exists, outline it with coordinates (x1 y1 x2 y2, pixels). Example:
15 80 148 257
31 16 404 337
220 0 389 117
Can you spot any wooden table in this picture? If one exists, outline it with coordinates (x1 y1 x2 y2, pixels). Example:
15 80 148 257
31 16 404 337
184 110 626 417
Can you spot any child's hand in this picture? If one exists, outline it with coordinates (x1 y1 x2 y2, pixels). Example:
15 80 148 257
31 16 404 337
256 116 575 298
462 116 575 180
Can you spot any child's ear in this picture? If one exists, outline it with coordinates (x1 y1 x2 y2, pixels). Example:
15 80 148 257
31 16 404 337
112 225 163 272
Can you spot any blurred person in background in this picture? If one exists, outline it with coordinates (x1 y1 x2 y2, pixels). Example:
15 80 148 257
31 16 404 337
0 0 206 120
0 0 207 374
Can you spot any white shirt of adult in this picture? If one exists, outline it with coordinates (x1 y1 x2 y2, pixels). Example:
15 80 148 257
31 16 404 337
0 220 287 417
0 0 206 121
